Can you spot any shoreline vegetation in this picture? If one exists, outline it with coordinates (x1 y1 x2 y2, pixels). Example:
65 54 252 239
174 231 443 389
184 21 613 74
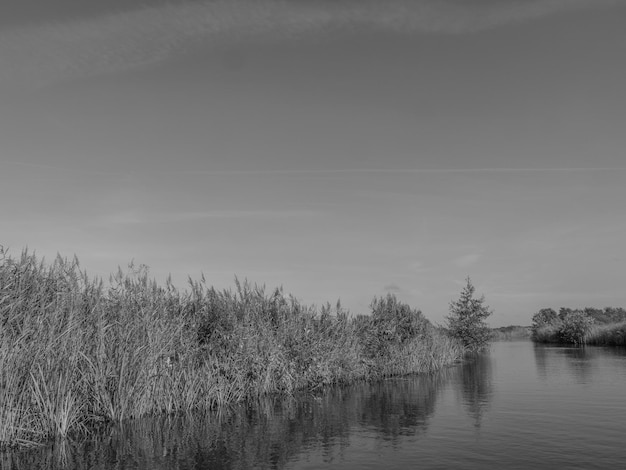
531 307 626 346
0 248 463 450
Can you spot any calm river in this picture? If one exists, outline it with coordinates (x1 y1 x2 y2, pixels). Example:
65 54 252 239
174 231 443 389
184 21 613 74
7 341 626 469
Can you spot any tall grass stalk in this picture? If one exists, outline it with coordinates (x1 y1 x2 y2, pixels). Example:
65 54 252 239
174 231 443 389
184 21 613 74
30 363 86 439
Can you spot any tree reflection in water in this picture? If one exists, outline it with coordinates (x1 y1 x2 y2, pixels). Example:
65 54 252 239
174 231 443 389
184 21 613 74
459 352 494 429
4 371 453 470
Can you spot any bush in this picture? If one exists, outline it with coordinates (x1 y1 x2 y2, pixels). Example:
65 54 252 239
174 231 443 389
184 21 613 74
530 307 598 345
361 294 430 358
558 311 594 346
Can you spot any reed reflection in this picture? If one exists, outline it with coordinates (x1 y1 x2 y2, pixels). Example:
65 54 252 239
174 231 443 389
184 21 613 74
5 372 452 470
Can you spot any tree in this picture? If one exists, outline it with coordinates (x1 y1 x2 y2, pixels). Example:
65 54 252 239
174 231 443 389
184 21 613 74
446 277 493 352
558 307 574 321
531 308 558 330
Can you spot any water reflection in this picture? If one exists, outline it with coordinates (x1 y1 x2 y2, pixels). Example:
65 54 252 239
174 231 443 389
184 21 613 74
5 371 452 470
561 347 594 383
532 343 550 381
534 344 626 387
7 345 626 470
533 344 593 384
357 370 451 442
459 353 493 428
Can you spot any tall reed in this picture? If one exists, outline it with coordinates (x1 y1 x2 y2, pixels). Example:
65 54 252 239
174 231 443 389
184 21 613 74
0 247 462 449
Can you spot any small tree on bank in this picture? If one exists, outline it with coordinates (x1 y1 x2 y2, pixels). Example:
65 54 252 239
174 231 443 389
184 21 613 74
446 277 493 353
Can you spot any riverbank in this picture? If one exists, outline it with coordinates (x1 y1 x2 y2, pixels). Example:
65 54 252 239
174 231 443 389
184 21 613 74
531 308 626 346
533 321 626 346
0 248 462 449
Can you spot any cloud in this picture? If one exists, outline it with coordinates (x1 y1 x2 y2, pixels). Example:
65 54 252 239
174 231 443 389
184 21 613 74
92 209 319 227
408 260 427 273
0 0 618 89
1 160 121 176
454 253 481 268
383 283 403 293
173 167 626 177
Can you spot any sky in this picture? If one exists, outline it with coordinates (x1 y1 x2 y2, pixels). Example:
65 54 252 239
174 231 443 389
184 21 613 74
1 0 625 326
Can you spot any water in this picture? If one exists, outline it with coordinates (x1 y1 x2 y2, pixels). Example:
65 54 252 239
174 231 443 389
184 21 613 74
6 341 626 469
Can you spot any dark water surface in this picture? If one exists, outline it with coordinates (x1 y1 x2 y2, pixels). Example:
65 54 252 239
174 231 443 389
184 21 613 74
6 341 626 469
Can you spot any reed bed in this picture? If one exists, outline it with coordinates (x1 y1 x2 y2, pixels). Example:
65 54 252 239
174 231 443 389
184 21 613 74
0 248 462 449
531 325 561 344
532 320 626 346
585 321 626 346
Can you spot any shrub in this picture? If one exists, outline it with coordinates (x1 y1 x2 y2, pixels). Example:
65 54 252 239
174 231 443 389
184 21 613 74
558 311 594 346
362 294 430 358
530 308 595 345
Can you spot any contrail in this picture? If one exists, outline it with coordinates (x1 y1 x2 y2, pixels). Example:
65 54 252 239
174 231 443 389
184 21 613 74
0 0 618 89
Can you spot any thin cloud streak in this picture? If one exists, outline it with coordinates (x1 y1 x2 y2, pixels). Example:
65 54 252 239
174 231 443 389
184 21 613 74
0 0 617 88
1 160 122 176
4 163 624 179
170 167 626 176
454 253 482 269
92 209 320 227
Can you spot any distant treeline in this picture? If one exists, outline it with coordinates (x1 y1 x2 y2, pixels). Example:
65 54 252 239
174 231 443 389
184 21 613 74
490 326 531 341
531 307 626 346
0 248 463 450
560 307 626 324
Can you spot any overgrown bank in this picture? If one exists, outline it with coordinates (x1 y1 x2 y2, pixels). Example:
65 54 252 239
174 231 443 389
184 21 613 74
0 248 462 449
531 307 626 346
